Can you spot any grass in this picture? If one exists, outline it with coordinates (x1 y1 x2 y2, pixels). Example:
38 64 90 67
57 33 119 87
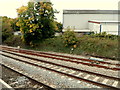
3 35 118 59
22 35 118 59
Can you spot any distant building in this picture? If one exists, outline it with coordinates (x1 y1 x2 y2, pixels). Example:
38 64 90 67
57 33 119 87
14 31 22 36
63 10 119 35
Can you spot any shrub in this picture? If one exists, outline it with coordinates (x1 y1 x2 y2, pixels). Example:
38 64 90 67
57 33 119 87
4 35 23 47
62 27 78 47
90 32 118 40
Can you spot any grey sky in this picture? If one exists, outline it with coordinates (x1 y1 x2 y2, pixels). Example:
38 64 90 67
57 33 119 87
0 0 119 22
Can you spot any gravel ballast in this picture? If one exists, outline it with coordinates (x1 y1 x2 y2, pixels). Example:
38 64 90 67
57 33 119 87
1 64 52 89
1 55 101 88
3 50 118 78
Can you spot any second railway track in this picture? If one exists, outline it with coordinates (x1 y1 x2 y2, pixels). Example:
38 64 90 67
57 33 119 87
1 45 120 71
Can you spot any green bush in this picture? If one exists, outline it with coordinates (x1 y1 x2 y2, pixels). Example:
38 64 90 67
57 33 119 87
62 28 78 47
4 35 23 47
90 32 118 40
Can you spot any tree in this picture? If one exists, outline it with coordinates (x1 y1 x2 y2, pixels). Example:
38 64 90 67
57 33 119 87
11 18 20 32
16 1 58 45
1 16 14 42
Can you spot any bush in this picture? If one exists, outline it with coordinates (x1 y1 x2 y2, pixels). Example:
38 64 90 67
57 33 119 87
62 28 78 47
90 32 118 40
4 35 23 47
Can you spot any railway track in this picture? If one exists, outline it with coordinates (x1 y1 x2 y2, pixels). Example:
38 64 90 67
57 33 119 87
1 45 120 71
0 46 119 89
1 64 54 90
0 78 14 89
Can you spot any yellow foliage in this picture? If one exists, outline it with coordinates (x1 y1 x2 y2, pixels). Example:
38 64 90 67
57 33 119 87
46 6 51 10
21 36 25 42
40 2 43 5
28 24 31 26
43 3 47 8
33 24 39 30
20 28 22 32
16 22 20 26
24 19 29 22
55 26 58 30
39 12 43 14
73 45 77 48
17 6 28 14
30 25 32 28
39 9 44 12
28 17 34 21
30 29 33 33
41 25 43 28
72 41 75 43
29 24 39 32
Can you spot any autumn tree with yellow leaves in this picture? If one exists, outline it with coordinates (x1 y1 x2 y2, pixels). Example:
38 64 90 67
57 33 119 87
16 1 58 45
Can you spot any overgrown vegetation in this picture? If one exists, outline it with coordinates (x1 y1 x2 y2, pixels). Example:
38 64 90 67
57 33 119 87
77 35 118 58
18 33 118 59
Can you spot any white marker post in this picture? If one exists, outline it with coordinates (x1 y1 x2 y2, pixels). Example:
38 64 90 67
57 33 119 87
17 46 20 53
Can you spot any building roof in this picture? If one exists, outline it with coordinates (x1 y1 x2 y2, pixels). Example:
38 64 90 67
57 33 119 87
88 20 120 23
63 10 118 14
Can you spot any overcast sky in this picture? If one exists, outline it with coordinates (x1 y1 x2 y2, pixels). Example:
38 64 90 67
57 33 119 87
0 0 120 22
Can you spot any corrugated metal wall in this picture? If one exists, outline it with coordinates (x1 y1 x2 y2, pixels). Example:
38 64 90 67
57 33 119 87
63 14 118 30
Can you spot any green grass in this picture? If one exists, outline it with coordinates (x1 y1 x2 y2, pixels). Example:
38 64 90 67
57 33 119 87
22 36 118 59
4 35 118 59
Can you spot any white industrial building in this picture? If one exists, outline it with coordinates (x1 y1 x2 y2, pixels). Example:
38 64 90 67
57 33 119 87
63 10 119 35
14 31 22 36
